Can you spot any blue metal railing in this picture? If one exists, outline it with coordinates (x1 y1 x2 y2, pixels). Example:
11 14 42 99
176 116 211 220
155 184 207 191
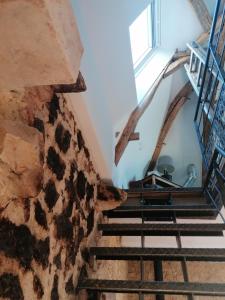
194 0 225 212
194 0 225 169
204 145 225 217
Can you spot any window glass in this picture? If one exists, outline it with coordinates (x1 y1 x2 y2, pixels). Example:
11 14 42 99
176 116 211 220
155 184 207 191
129 6 152 66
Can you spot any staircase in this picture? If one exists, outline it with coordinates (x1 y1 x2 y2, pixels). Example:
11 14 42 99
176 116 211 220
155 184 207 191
77 176 225 299
77 1 225 298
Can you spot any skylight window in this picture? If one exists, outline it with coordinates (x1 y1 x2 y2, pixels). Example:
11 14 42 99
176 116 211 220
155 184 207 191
129 1 157 73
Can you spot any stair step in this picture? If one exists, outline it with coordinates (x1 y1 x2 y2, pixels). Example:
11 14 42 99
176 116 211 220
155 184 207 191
98 223 225 236
103 205 217 218
127 187 203 196
90 247 225 261
78 279 225 296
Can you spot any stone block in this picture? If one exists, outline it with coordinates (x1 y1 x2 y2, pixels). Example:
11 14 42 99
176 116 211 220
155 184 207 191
0 0 83 89
0 120 43 205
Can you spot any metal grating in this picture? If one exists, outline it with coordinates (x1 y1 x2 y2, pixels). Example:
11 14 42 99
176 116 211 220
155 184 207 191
98 223 225 236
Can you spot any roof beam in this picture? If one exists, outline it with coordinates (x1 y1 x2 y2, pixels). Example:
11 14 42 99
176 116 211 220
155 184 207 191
128 132 140 141
114 60 172 165
196 15 222 45
146 82 193 174
164 55 190 78
189 0 212 32
218 19 225 53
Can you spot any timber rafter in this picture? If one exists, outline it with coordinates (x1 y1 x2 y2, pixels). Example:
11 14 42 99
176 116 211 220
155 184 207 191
188 0 212 32
115 60 172 165
145 82 193 174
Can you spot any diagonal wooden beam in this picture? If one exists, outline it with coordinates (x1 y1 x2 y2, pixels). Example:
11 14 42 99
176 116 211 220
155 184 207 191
197 15 222 45
164 55 190 78
189 0 212 32
218 18 225 54
146 82 193 174
114 60 172 165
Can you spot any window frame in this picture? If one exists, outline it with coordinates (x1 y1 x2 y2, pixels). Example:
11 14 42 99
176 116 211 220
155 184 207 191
129 0 160 76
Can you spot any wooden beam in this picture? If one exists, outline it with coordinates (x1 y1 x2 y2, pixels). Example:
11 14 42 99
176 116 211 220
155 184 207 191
189 0 212 32
218 19 225 54
164 55 190 78
146 82 193 174
129 132 140 141
196 31 210 45
196 15 222 45
114 60 172 165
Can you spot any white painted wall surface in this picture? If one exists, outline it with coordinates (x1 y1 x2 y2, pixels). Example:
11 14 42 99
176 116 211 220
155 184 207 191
159 69 202 186
160 92 202 187
66 93 112 179
71 0 211 187
160 0 202 51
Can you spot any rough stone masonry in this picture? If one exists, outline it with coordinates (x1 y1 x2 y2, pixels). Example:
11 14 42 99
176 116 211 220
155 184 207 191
0 86 126 300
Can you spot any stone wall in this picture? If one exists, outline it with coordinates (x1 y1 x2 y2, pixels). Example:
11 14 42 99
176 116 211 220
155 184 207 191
0 88 126 300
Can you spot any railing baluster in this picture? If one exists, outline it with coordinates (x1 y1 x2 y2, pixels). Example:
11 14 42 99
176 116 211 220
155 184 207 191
197 62 203 87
